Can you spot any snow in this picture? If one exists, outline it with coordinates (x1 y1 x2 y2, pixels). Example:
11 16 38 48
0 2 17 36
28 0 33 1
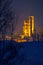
0 40 43 65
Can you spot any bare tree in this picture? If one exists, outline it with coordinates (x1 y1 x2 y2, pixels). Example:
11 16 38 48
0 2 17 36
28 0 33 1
0 0 16 40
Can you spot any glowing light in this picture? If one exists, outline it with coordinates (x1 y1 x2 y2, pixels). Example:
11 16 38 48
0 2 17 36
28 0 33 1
5 35 11 40
23 19 31 37
30 16 35 34
14 39 27 42
20 35 24 39
23 16 35 38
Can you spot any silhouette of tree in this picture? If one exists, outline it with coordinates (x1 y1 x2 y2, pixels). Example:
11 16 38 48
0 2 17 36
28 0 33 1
0 0 16 40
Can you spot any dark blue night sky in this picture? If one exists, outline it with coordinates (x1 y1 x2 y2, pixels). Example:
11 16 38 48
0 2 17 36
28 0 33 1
15 0 43 34
1 0 43 34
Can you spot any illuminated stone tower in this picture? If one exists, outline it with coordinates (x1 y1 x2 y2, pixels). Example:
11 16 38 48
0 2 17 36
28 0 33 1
29 16 35 34
23 19 31 37
23 16 35 38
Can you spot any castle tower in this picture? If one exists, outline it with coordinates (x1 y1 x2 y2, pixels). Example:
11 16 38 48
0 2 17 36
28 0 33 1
29 16 35 35
23 19 31 37
23 16 35 38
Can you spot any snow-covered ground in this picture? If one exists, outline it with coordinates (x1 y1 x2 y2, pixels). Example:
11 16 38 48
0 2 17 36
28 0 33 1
0 40 43 65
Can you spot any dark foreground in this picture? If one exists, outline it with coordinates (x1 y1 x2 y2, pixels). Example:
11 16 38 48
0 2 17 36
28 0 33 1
0 40 43 65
